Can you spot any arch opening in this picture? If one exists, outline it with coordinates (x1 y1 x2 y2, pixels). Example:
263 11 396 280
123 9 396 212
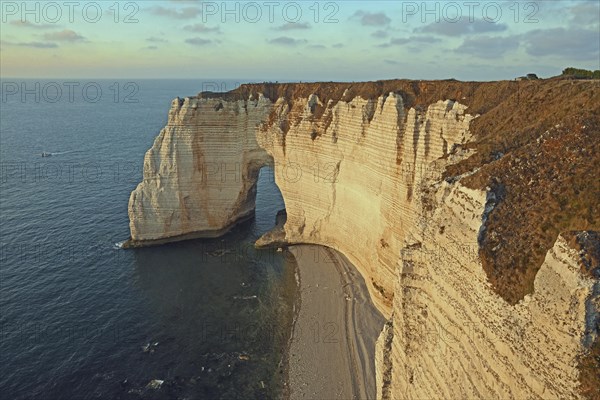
252 164 286 244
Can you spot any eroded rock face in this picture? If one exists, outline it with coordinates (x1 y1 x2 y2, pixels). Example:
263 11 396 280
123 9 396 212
378 182 598 399
256 95 475 314
126 95 273 245
127 83 599 399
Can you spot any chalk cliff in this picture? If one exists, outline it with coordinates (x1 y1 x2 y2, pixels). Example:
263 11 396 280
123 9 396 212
127 95 273 243
126 80 599 399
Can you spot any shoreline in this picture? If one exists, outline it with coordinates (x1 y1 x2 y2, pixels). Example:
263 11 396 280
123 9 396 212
122 210 257 249
285 245 385 399
280 247 301 400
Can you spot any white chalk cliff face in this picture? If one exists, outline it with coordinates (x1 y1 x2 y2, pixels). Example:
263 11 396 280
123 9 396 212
128 95 273 243
127 89 599 399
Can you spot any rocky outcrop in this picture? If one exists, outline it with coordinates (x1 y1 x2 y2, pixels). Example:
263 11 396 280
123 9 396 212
125 95 273 246
126 80 599 399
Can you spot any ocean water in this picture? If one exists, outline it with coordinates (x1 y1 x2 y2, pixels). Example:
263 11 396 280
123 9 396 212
0 79 294 399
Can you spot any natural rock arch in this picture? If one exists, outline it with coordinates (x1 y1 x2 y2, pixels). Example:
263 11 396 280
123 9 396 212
126 82 599 400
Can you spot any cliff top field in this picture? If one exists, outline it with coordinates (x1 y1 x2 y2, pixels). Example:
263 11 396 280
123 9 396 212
201 77 600 304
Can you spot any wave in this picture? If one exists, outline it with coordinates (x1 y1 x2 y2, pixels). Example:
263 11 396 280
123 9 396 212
233 295 258 300
39 150 81 157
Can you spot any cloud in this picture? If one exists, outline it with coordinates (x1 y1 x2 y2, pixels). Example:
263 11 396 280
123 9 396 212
185 37 212 46
150 6 201 19
308 44 326 50
184 23 220 33
371 30 389 39
143 45 158 50
146 37 167 43
418 19 507 36
378 36 441 48
384 59 399 65
2 40 58 48
569 2 600 27
521 28 600 61
455 35 519 58
351 11 391 26
9 20 57 29
274 22 311 31
43 30 84 42
268 37 307 46
332 43 344 48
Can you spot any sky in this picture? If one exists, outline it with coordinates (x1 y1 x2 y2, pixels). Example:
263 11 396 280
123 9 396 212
0 0 599 81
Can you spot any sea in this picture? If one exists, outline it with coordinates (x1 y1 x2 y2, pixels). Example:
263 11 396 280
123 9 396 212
0 79 296 399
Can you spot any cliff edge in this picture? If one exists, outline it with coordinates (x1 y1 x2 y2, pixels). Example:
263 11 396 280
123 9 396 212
126 79 599 399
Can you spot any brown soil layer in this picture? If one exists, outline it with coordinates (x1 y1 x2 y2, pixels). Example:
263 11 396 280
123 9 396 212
453 81 600 306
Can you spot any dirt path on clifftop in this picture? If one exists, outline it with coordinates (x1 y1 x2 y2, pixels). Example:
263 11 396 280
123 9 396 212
287 245 385 400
